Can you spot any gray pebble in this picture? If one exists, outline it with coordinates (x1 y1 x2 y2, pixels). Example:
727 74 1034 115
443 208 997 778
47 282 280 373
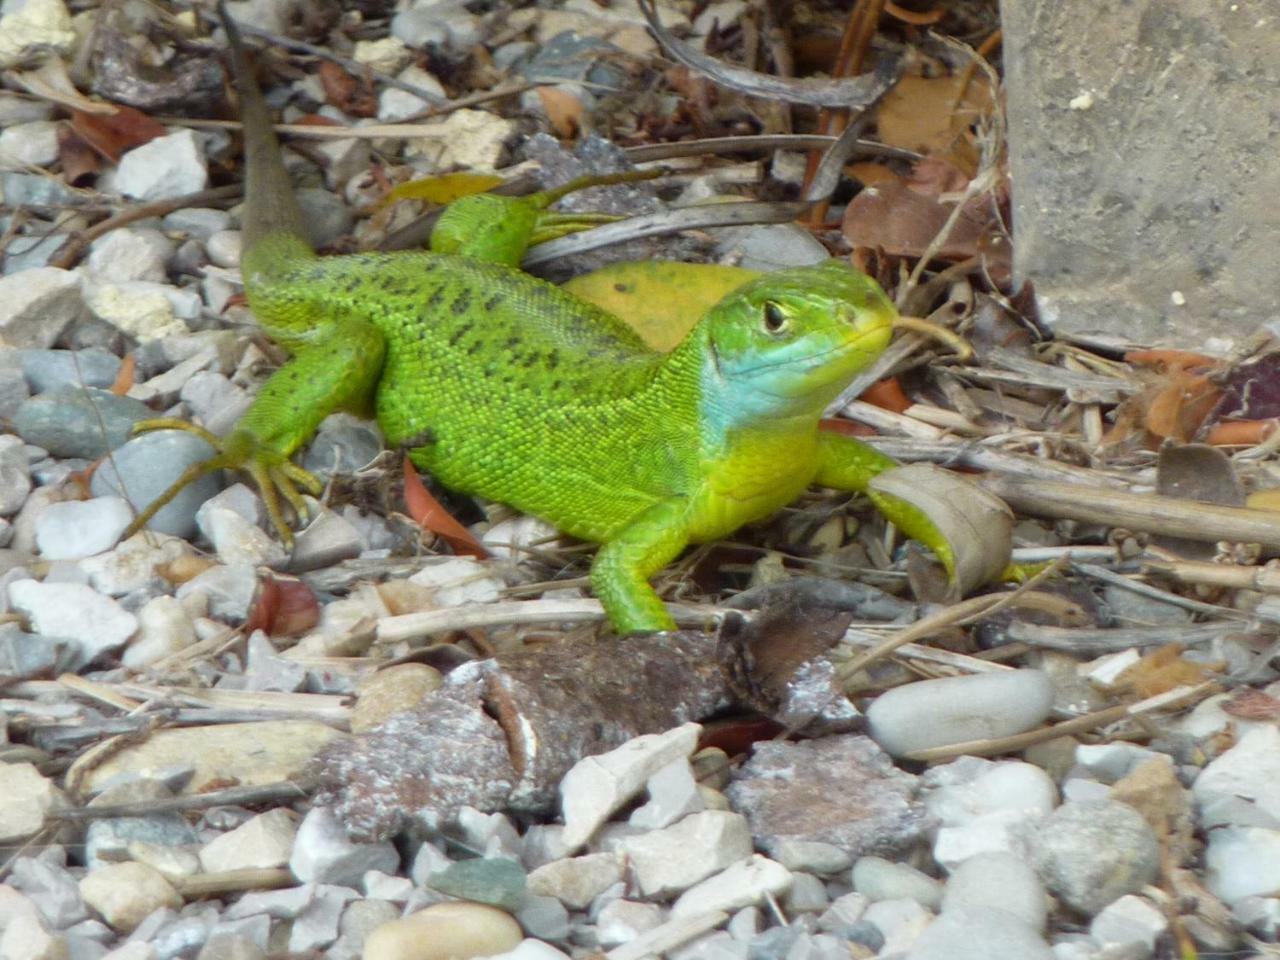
298 188 356 250
1033 800 1160 916
301 413 382 479
13 387 152 459
85 814 199 871
0 435 31 516
18 348 120 394
0 349 30 419
91 429 221 538
941 852 1047 930
163 208 233 241
904 906 1052 960
852 857 943 910
175 563 258 623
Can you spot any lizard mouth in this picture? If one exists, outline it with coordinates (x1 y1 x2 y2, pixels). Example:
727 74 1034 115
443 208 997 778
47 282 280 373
729 321 888 378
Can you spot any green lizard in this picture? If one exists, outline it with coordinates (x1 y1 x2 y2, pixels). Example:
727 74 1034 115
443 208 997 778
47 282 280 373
126 4 956 635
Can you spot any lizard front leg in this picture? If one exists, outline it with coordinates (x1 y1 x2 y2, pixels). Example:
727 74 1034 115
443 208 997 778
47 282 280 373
124 313 385 546
590 498 691 634
813 431 957 580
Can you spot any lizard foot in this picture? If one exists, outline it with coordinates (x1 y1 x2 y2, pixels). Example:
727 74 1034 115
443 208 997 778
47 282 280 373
121 417 322 548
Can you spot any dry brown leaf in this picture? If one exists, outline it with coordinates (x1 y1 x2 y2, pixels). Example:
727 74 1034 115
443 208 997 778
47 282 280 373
1117 646 1221 699
56 125 100 182
534 86 584 140
71 106 168 163
317 60 377 118
877 73 993 175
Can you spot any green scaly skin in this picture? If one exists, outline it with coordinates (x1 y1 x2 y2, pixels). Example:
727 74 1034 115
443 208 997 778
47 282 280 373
129 4 952 635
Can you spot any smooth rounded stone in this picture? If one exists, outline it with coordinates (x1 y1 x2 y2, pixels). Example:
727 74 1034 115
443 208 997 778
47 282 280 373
488 941 571 960
127 841 200 880
1233 896 1280 939
513 895 569 943
0 266 85 349
13 387 152 459
199 808 298 873
301 413 382 478
784 872 830 914
867 670 1053 757
289 507 364 572
34 496 133 560
852 857 943 910
773 840 853 876
350 664 443 733
1074 743 1162 784
7 579 138 669
90 429 221 538
0 437 30 517
941 851 1047 930
123 595 198 669
1033 800 1160 916
1204 826 1280 903
79 862 181 933
0 762 64 843
1089 895 1167 957
0 910 68 960
863 897 934 955
204 230 243 269
290 805 399 887
526 852 622 910
362 902 522 960
1193 725 1280 823
904 906 1052 960
18 349 121 394
671 855 793 919
427 858 527 912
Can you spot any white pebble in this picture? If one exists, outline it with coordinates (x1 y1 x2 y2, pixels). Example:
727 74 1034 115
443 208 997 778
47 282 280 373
852 857 943 909
942 852 1047 930
867 670 1053 757
611 810 753 898
1204 826 1280 903
8 579 137 668
34 497 133 560
1193 725 1280 823
670 855 793 918
1089 895 1167 957
904 906 1052 960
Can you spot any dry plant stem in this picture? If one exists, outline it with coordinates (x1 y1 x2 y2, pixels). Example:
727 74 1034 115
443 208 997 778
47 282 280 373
50 781 309 822
1074 561 1248 618
836 560 1065 684
48 184 242 269
839 633 1013 675
1145 558 1280 593
624 135 920 164
57 673 142 712
174 868 295 899
1005 621 1243 654
864 436 1142 489
377 598 728 642
901 681 1217 763
981 476 1280 549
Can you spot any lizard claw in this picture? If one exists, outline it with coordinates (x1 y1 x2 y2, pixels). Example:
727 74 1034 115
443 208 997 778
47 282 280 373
120 418 322 548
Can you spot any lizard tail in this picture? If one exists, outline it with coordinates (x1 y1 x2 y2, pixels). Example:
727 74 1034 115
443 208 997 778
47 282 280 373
217 0 311 254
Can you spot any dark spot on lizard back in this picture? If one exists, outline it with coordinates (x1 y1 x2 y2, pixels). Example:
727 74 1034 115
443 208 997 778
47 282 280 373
450 289 473 316
483 294 503 311
447 321 473 347
426 288 446 311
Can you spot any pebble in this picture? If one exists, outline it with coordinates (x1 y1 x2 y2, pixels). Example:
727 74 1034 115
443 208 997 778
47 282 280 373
0 762 63 843
0 911 67 960
7 579 138 668
1233 896 1280 939
407 109 516 171
490 941 571 960
941 851 1048 930
0 267 85 348
114 130 208 201
13 386 152 459
127 841 201 881
85 228 172 283
852 857 944 909
630 760 705 830
611 811 754 899
79 862 182 933
163 207 232 241
196 501 288 567
199 808 298 872
596 899 664 946
783 872 829 914
175 563 258 622
668 855 793 919
904 906 1052 960
84 809 198 872
867 669 1054 756
0 119 59 166
289 806 399 887
329 898 401 959
91 430 222 538
122 595 198 668
863 897 934 954
1203 826 1280 903
34 496 133 560
84 281 189 341
19 348 121 393
1033 800 1160 915
0 435 31 516
361 902 523 960
1192 725 1280 823
8 850 86 928
513 895 569 943
527 852 623 910
772 840 853 876
70 720 342 796
288 884 358 954
350 664 443 733
1088 895 1167 958
427 858 527 912
560 722 701 848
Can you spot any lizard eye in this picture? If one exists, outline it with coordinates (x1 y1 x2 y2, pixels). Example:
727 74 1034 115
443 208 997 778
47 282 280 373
762 301 788 334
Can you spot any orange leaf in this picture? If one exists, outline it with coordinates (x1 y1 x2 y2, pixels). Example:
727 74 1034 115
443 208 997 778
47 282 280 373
71 106 167 163
860 377 911 413
317 60 377 117
819 417 877 438
402 455 489 559
110 353 136 396
1206 419 1278 446
535 86 584 140
245 574 321 637
1125 349 1220 373
1142 372 1221 441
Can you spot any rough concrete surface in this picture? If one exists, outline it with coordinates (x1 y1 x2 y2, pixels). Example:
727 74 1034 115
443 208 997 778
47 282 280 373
1000 0 1280 344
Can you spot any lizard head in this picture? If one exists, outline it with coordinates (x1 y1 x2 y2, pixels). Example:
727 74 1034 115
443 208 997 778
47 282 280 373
698 260 896 416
